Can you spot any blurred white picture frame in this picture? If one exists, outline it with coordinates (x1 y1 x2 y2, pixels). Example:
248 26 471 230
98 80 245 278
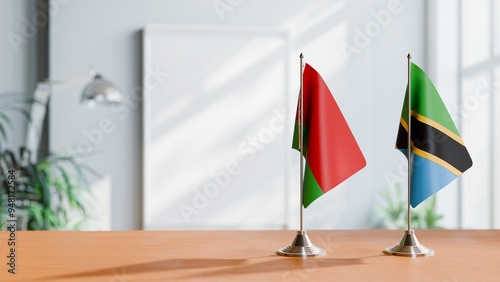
142 24 292 230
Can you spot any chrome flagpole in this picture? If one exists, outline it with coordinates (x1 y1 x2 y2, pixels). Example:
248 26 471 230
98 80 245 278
383 54 434 257
277 53 325 257
299 52 304 233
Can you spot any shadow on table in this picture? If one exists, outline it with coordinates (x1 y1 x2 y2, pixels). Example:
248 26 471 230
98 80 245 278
180 256 371 280
44 258 248 280
44 255 378 280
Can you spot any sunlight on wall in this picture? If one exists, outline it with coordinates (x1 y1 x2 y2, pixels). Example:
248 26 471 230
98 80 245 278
144 26 288 229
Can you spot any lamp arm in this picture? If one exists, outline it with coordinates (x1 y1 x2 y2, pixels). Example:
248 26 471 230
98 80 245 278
25 82 51 162
25 68 120 161
43 68 96 90
25 68 96 161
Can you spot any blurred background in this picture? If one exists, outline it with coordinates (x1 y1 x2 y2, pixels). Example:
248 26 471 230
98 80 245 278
0 0 498 230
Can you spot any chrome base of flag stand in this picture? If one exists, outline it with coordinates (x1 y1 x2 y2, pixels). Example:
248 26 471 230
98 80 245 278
277 230 326 257
383 230 434 257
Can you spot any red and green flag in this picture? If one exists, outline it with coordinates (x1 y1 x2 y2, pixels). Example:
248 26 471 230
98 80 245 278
293 64 366 208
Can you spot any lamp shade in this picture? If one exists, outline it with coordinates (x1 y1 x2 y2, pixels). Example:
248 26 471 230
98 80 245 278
81 74 122 105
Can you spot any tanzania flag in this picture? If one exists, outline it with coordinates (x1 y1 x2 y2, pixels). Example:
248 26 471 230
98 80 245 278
293 64 366 208
396 63 473 207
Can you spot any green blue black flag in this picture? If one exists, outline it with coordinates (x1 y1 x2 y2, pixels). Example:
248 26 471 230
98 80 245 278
396 63 473 207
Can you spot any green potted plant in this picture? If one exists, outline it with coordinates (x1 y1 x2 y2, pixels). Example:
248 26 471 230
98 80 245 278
373 181 444 229
0 92 94 230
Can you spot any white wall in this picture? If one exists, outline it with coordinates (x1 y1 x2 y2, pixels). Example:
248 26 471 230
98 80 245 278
428 0 500 229
0 0 37 150
427 0 461 229
49 0 425 230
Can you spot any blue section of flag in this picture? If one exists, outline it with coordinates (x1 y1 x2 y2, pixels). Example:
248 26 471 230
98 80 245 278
410 154 457 207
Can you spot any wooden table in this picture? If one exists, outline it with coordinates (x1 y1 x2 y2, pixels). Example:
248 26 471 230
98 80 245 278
0 230 499 281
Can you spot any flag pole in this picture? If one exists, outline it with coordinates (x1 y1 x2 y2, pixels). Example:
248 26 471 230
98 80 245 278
299 53 304 232
407 53 412 233
383 53 434 257
277 53 325 257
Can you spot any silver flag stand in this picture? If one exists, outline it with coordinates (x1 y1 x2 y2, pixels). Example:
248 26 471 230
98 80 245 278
384 230 434 257
277 230 326 257
277 53 326 257
383 54 434 257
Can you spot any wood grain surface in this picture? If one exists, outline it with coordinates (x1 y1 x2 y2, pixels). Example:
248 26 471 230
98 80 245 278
0 230 498 281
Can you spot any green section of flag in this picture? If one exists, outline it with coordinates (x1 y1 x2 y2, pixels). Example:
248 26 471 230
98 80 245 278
293 121 320 207
401 63 460 136
303 163 324 208
292 121 309 156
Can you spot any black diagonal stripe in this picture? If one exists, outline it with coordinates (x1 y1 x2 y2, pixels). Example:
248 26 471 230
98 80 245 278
395 116 473 173
395 122 408 149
